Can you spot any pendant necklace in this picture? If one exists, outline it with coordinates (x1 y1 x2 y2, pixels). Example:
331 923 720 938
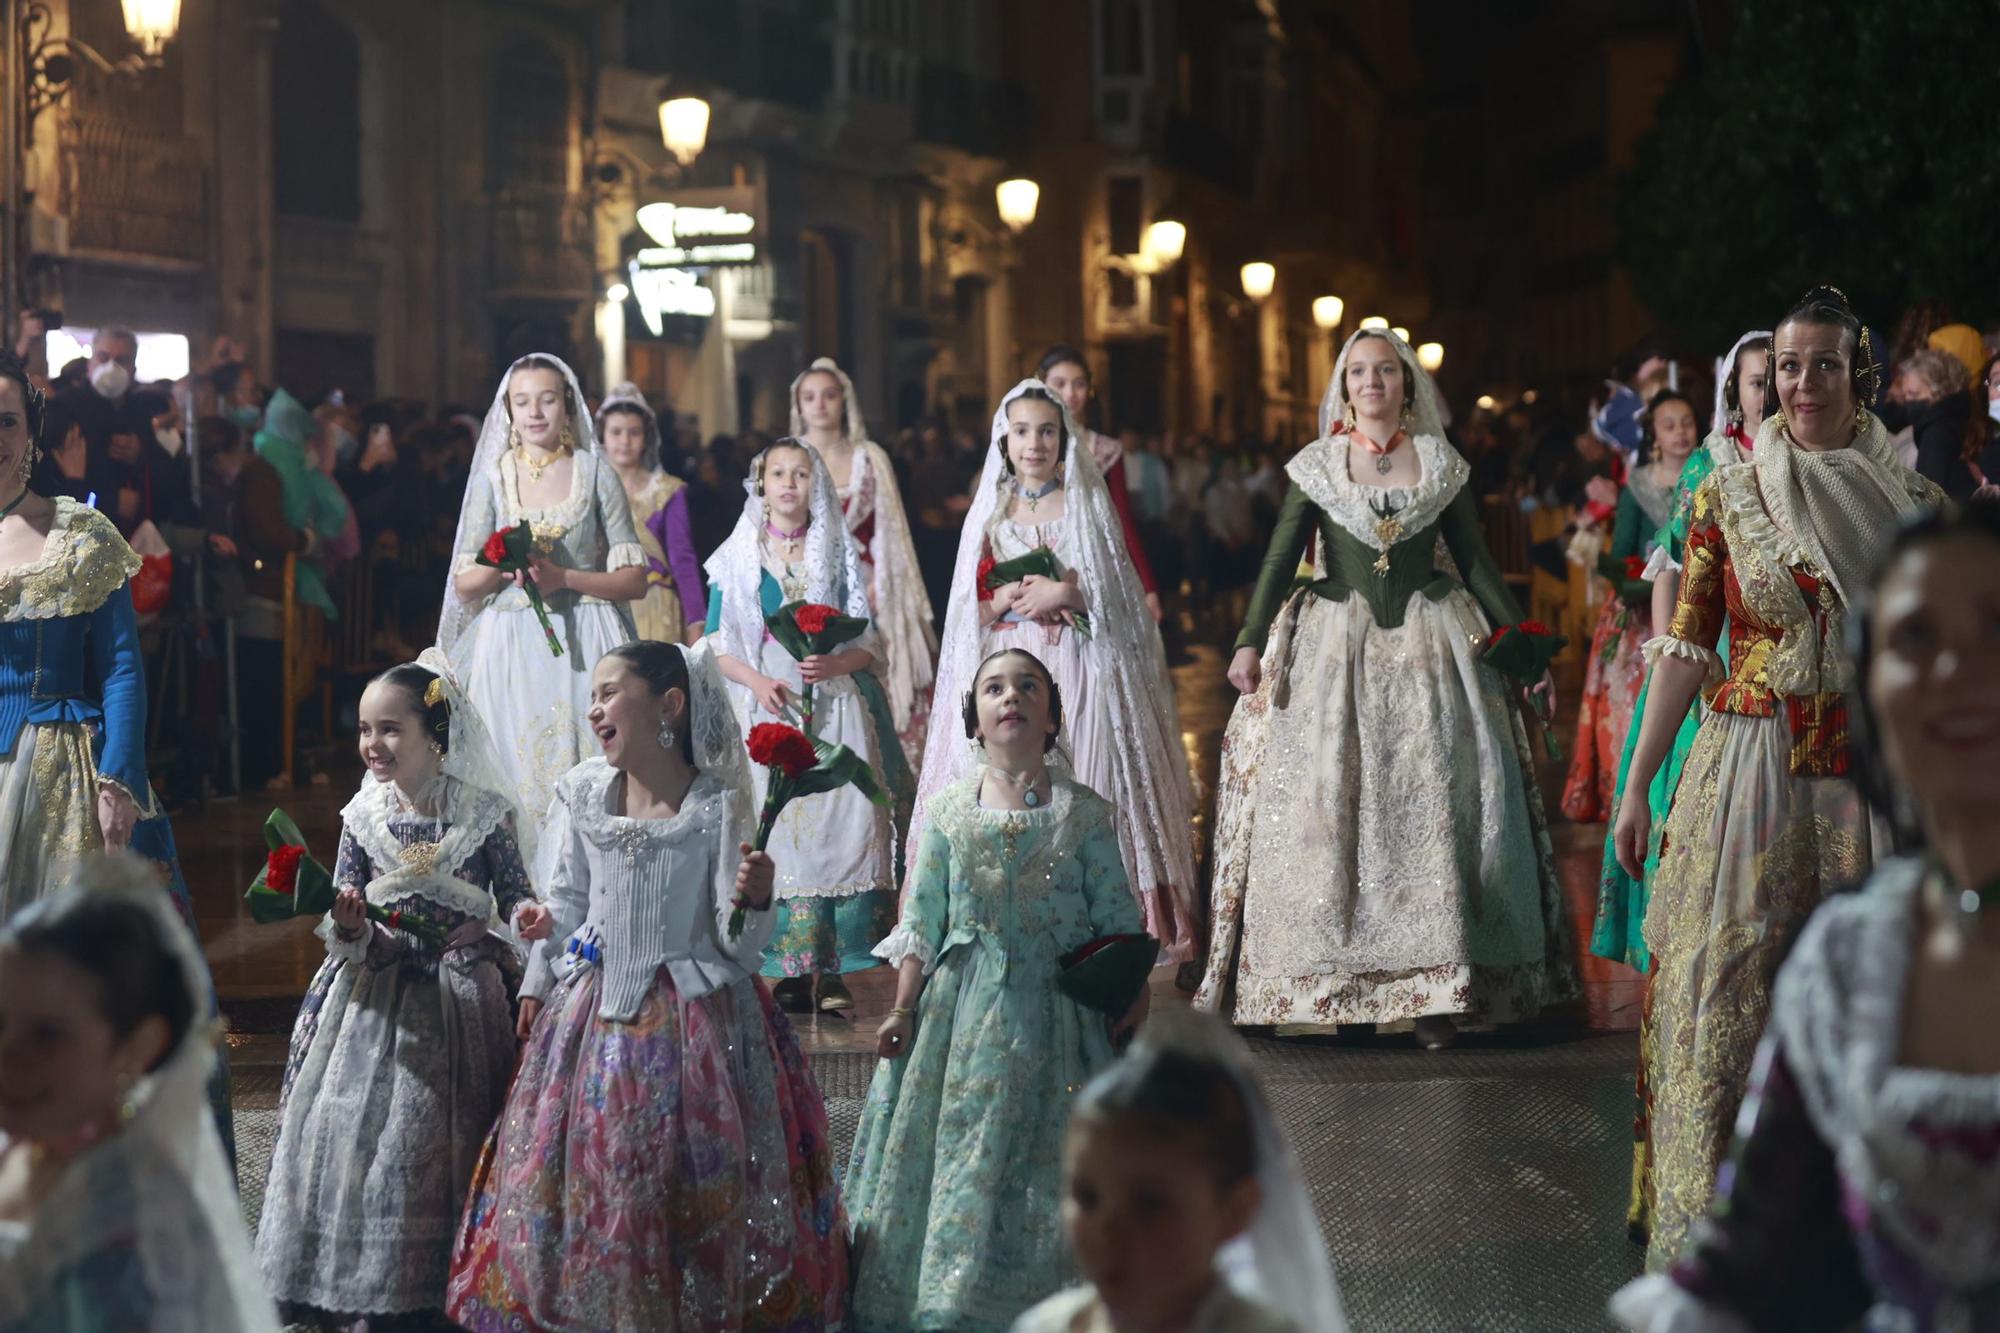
0 484 28 522
765 518 809 600
988 764 1048 808
1019 477 1061 513
1353 429 1405 476
515 446 559 482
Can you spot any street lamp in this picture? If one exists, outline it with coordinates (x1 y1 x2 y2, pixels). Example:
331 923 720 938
1476 394 1498 411
1240 261 1275 301
996 178 1040 233
1141 218 1186 267
1391 326 1411 344
658 95 710 167
1359 315 1388 330
1312 295 1345 331
120 0 181 57
1417 341 1445 372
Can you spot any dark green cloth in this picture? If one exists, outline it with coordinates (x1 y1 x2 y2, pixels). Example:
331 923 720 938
1236 483 1524 650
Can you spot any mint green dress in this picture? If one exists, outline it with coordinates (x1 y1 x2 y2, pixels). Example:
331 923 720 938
1588 441 1735 970
845 774 1144 1331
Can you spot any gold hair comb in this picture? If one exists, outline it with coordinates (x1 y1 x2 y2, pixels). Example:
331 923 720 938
424 677 446 708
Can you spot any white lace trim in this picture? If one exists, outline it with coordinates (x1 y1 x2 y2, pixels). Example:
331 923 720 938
497 444 595 528
1642 633 1722 686
847 440 938 730
564 759 729 848
871 921 937 973
1282 433 1469 551
337 776 512 921
1641 546 1681 582
605 540 645 572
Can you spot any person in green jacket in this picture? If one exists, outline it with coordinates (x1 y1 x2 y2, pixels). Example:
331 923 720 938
253 387 351 617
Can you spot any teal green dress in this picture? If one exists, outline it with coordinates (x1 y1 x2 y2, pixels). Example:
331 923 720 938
705 571 914 976
1588 441 1735 970
845 774 1144 1331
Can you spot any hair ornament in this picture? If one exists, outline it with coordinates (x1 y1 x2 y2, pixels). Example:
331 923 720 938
424 677 446 708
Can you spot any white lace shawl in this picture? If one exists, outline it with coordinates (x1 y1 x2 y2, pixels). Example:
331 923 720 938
0 866 279 1333
908 380 1193 906
1282 432 1470 549
701 442 876 671
1773 859 2000 1293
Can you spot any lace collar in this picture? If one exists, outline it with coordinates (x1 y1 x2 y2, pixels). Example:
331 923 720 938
565 757 727 849
0 497 143 623
1283 433 1469 550
339 776 512 920
498 445 596 527
1774 860 2000 1289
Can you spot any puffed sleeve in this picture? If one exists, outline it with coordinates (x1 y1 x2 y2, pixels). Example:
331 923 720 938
1644 474 1727 683
450 466 499 576
1438 486 1526 630
1078 805 1143 938
86 584 150 805
1235 484 1315 653
521 788 592 1001
873 824 951 972
596 455 645 572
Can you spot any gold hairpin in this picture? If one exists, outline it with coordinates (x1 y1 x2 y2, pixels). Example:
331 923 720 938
424 678 445 708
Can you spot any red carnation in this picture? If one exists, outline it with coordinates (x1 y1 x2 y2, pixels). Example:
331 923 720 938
794 602 838 636
1622 555 1648 579
748 722 818 780
976 555 998 601
265 844 305 896
1519 620 1551 636
481 529 511 564
1488 624 1514 645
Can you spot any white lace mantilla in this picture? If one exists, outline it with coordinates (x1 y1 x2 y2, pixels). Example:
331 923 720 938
1283 433 1469 551
1772 858 2000 1293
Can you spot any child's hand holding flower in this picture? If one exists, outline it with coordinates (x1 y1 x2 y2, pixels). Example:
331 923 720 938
331 886 369 938
733 842 775 912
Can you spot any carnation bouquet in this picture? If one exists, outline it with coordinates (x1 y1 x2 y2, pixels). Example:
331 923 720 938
243 809 444 945
1481 620 1568 761
1596 553 1654 612
726 721 887 940
977 548 1091 639
763 600 871 735
476 520 563 657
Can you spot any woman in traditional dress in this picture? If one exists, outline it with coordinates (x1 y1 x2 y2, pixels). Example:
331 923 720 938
791 357 938 764
1613 287 1942 1272
597 383 704 644
1193 330 1573 1049
911 380 1199 960
847 647 1147 1330
448 641 849 1330
1038 345 1165 622
1614 499 2000 1330
1592 332 1769 1245
438 354 646 862
0 856 277 1333
256 655 548 1325
705 439 907 1013
1562 389 1699 821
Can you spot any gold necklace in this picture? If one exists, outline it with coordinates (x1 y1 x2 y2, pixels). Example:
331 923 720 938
515 445 560 481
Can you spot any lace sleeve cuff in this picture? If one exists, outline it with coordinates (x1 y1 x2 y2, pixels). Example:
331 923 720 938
315 914 376 965
1608 1276 1754 1333
1643 634 1723 686
1641 546 1681 582
605 541 646 572
872 923 937 973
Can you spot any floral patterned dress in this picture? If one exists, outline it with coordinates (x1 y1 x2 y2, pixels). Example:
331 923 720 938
256 778 533 1322
845 774 1144 1331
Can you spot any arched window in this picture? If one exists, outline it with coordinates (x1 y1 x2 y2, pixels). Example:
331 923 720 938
273 0 362 221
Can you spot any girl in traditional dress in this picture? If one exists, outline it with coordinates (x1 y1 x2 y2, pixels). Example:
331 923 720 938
1017 1016 1348 1333
597 382 705 644
0 856 277 1333
912 381 1199 960
447 640 849 1331
1614 500 2000 1330
847 647 1149 1330
705 438 906 1013
257 655 549 1326
1037 345 1165 622
1562 389 1699 821
791 357 939 764
1613 287 1942 1272
1194 330 1573 1049
438 354 646 861
1592 333 1769 1245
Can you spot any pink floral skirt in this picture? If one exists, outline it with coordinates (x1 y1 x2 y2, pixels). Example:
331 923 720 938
446 967 848 1331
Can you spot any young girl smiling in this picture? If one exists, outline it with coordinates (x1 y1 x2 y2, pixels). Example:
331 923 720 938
847 647 1149 1330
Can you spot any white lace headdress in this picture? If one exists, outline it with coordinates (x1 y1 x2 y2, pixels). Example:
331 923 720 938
788 356 868 442
1318 327 1451 442
700 439 874 670
437 353 600 655
0 857 280 1332
908 380 1187 888
1713 329 1774 435
595 379 661 472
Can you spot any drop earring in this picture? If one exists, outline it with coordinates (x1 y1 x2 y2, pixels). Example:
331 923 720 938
658 719 677 750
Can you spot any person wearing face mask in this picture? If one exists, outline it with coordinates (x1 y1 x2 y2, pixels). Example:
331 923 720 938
1876 347 1981 499
34 329 185 536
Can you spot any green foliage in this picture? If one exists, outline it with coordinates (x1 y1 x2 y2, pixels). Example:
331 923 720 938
1616 0 2000 351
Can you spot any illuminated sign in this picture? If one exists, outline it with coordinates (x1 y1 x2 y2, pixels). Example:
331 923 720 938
630 260 715 333
634 192 760 267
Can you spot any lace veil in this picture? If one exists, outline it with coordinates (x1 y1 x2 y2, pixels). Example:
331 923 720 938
908 380 1190 896
700 439 875 670
595 380 661 472
0 856 280 1331
1318 328 1451 443
787 356 867 442
681 637 758 917
437 354 600 655
1712 329 1773 436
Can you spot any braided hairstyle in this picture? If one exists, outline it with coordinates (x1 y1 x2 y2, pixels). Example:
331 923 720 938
1775 285 1880 410
961 647 1065 754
